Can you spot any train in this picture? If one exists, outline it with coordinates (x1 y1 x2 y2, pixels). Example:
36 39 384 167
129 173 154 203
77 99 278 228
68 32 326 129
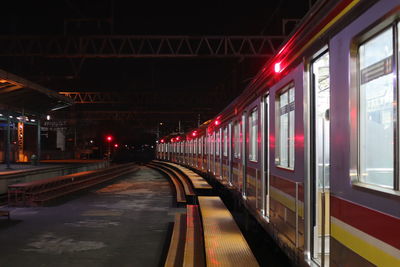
156 0 400 266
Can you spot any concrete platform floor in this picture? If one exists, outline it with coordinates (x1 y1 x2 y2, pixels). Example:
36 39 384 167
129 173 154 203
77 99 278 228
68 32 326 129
0 166 182 267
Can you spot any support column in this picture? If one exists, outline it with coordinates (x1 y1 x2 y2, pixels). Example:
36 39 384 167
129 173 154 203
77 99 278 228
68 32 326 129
5 114 11 169
17 122 24 162
56 128 66 151
37 119 41 164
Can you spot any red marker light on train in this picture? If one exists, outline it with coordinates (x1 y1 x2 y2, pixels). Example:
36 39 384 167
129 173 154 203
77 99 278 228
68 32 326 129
214 120 220 126
274 62 282 73
176 136 180 141
160 139 164 143
192 131 197 137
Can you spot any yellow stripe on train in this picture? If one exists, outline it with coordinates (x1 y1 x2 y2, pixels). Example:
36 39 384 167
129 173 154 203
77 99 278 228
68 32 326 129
331 217 400 267
270 187 304 218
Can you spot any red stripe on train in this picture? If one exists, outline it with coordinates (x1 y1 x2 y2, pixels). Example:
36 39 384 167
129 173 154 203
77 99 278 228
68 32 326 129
331 196 400 250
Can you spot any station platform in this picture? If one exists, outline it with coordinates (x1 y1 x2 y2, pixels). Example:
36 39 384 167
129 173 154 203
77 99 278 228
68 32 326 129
0 166 180 267
0 164 291 266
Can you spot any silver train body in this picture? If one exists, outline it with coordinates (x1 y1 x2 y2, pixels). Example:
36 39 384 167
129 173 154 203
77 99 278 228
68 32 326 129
157 1 400 266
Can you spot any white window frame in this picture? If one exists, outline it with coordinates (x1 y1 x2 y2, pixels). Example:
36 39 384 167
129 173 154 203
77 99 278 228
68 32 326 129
276 83 295 169
249 108 259 162
223 127 228 157
216 131 220 156
350 19 400 193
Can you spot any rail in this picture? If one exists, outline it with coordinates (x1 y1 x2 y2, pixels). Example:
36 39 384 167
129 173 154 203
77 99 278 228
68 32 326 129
8 163 136 206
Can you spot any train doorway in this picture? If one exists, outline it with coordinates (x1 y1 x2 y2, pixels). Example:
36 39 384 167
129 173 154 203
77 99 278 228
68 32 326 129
260 95 270 217
311 50 330 266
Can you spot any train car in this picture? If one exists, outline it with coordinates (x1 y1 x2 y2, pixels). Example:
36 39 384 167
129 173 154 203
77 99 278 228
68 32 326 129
157 1 400 266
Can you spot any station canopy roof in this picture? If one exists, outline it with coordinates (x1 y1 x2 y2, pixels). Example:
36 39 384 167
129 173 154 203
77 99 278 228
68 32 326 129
0 69 73 115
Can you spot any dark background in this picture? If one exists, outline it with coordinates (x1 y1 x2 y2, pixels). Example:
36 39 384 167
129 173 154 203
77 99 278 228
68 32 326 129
0 0 313 147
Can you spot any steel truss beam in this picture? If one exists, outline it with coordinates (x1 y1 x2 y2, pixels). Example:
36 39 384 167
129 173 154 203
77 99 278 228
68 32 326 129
0 35 285 58
59 91 230 108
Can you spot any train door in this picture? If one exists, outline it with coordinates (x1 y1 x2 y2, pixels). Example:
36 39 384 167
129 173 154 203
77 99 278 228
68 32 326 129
215 130 220 177
210 132 215 175
220 128 223 178
261 95 270 217
242 112 247 195
233 119 241 188
310 50 330 266
228 123 233 184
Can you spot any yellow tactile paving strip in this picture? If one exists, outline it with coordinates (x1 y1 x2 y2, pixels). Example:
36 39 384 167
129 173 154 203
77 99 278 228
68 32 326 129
168 163 212 190
165 213 186 267
198 196 259 267
183 205 205 266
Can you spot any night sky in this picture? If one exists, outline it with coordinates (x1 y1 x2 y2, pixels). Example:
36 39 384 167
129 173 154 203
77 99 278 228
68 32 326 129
0 0 312 145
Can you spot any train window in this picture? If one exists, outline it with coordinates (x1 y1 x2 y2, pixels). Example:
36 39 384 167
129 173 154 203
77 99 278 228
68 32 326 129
211 135 214 155
216 132 220 156
276 84 295 169
358 25 396 188
233 121 241 159
249 108 258 162
205 136 208 155
194 139 197 155
199 137 202 155
223 127 228 157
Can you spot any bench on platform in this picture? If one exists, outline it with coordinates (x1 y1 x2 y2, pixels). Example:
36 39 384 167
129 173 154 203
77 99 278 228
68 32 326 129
198 196 259 267
147 163 186 205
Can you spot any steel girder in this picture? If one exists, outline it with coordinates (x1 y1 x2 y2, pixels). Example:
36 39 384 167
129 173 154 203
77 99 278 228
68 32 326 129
0 35 285 58
58 91 229 108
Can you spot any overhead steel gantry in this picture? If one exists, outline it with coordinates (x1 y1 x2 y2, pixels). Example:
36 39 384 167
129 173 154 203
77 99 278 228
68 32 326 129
58 91 228 107
0 35 285 58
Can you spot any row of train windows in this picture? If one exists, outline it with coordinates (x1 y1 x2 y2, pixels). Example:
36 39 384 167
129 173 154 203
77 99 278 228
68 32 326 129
160 20 400 191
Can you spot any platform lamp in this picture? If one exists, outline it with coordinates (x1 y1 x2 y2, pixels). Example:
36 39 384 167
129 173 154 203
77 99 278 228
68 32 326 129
106 135 113 160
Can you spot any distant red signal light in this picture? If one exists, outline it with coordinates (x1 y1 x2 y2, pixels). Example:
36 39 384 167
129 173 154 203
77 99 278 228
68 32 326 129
176 136 180 141
160 139 165 143
106 135 113 142
192 131 197 137
214 120 220 126
114 144 119 148
171 138 174 142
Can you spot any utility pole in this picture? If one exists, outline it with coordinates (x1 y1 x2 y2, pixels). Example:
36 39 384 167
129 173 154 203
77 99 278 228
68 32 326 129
197 114 201 127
